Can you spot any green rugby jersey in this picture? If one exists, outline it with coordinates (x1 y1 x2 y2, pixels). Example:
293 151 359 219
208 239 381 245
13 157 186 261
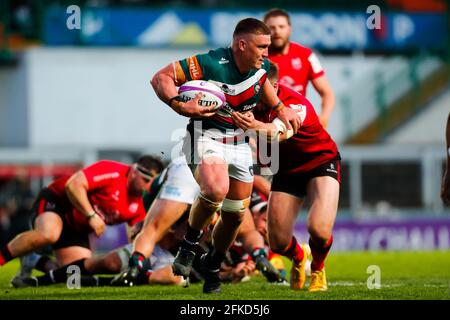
177 47 270 134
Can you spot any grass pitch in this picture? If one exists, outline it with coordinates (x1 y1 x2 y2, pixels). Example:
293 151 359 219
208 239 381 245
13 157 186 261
0 251 449 300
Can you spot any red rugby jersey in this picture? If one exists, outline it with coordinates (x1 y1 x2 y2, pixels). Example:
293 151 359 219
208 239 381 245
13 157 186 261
256 84 339 174
48 160 146 230
269 42 324 96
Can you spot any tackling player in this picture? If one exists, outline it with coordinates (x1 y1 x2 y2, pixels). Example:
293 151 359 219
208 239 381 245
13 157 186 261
0 156 163 273
12 212 190 288
11 165 192 288
233 62 340 292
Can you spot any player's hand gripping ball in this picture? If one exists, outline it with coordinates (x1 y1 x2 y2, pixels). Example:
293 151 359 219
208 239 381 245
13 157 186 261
178 80 226 112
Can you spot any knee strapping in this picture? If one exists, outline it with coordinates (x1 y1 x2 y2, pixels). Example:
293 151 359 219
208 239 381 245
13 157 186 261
221 197 251 213
198 192 223 212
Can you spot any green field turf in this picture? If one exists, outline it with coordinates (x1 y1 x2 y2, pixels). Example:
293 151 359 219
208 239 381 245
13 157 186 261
0 251 449 300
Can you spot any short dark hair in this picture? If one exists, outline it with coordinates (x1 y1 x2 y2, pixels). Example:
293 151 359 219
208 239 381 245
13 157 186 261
263 8 291 25
136 155 164 175
267 60 279 82
233 18 271 38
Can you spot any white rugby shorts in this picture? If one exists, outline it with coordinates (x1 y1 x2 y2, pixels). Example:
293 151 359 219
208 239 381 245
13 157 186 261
157 156 200 205
183 134 254 183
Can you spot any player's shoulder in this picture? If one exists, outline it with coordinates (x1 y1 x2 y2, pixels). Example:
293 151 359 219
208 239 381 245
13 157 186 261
207 46 229 57
90 160 129 171
279 83 302 100
289 42 314 56
279 84 311 106
183 47 221 66
204 47 230 62
191 47 231 73
95 159 127 166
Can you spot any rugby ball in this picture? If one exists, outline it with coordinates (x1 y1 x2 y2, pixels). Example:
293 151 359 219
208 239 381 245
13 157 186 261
178 80 226 111
272 118 295 140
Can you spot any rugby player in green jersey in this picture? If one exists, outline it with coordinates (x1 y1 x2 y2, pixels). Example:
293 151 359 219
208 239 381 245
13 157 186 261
151 18 300 294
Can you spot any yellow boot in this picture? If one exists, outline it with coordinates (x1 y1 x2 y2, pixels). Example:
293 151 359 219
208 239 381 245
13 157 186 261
309 268 328 292
290 244 309 290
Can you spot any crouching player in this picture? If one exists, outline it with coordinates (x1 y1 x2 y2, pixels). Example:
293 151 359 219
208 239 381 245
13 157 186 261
0 156 162 276
232 62 340 292
11 166 194 288
12 213 191 288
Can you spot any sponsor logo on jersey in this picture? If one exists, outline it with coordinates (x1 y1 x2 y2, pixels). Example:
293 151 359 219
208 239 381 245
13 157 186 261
242 103 256 112
291 58 302 70
210 69 266 96
254 84 261 94
219 57 229 64
326 163 338 174
45 202 56 211
220 84 235 95
217 102 256 118
187 56 202 80
219 102 234 116
93 172 120 182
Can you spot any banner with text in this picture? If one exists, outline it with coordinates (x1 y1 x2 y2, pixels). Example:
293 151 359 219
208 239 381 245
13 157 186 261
45 7 448 51
294 217 450 251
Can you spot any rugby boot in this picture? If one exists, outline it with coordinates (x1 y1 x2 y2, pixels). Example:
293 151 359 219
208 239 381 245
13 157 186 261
254 255 286 284
10 254 40 288
110 266 141 287
200 254 221 294
172 247 196 278
290 244 309 290
11 276 38 288
309 268 328 292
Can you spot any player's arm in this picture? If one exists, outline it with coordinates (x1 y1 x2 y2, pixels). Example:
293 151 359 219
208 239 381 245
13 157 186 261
260 80 300 133
232 111 293 141
311 75 335 129
441 113 450 205
151 62 216 118
232 111 278 139
150 63 179 105
65 171 106 237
